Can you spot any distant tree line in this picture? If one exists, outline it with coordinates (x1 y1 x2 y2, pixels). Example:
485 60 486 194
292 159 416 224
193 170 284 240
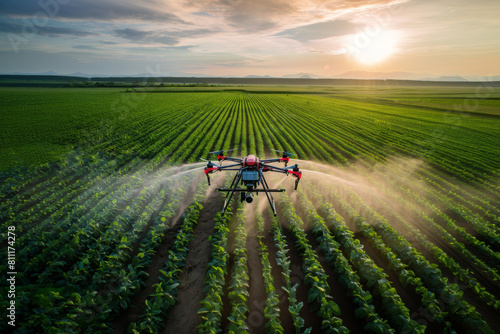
1 75 500 88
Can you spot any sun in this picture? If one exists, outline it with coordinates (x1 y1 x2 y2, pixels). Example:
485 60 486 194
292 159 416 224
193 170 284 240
351 30 397 65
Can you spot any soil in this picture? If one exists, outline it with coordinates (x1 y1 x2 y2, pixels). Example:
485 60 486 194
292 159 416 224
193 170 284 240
220 201 240 332
162 186 224 333
262 212 295 333
244 208 267 333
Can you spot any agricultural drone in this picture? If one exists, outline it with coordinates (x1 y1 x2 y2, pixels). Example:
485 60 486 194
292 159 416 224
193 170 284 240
201 149 304 216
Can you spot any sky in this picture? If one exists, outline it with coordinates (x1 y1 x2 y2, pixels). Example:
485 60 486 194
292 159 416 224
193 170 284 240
0 0 499 78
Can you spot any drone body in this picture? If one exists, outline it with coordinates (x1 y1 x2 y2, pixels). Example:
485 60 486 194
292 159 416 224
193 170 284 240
202 149 303 216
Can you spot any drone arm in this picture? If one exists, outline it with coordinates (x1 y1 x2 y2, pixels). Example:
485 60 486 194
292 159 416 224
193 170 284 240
260 157 289 166
260 158 282 163
216 163 242 169
222 157 242 163
261 164 302 190
204 163 241 185
261 163 288 174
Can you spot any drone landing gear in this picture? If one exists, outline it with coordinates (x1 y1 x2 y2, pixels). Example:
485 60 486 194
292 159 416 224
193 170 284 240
217 171 283 216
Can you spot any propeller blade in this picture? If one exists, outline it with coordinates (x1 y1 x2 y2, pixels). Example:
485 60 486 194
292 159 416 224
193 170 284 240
201 158 222 167
208 148 236 154
271 149 296 156
284 162 309 170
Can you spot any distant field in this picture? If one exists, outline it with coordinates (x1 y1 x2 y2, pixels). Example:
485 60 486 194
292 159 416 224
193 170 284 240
1 86 499 173
1 85 499 333
0 88 122 169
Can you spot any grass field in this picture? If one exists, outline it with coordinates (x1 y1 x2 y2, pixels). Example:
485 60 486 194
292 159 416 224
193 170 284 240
1 85 499 333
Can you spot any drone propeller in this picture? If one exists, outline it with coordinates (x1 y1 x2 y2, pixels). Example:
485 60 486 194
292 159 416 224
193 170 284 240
271 149 296 157
208 149 236 166
200 158 221 168
284 162 308 170
208 148 236 155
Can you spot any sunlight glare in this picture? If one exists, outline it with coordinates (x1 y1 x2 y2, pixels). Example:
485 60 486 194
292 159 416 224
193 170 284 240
352 30 397 65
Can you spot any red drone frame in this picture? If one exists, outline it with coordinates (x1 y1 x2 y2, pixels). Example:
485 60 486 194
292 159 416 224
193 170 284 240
202 149 303 216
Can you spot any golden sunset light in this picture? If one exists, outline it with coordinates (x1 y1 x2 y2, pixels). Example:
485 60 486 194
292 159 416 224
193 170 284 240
0 0 499 79
351 30 398 65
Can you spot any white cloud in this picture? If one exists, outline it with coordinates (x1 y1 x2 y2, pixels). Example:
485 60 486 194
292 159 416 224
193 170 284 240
1 0 499 76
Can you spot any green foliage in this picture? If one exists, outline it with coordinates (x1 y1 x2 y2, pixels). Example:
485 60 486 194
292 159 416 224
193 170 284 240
226 207 250 334
197 177 233 333
271 217 309 334
256 212 284 333
1 85 499 332
279 194 348 334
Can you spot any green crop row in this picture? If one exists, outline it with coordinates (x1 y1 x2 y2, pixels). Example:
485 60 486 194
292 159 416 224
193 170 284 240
129 185 205 333
271 216 310 334
319 171 498 331
278 193 348 334
314 199 424 333
295 188 396 334
226 206 250 333
197 184 233 334
255 211 284 333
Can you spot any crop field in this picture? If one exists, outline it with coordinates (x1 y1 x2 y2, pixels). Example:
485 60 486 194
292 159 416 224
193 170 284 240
1 85 499 333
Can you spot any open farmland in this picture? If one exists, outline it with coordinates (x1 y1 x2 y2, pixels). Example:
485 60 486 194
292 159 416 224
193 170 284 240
1 85 499 333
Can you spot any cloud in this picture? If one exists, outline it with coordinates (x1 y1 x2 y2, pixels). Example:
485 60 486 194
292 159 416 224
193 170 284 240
73 45 101 50
214 0 295 32
162 45 194 51
4 0 498 77
276 20 358 42
114 28 151 41
126 45 194 53
113 28 178 45
0 0 186 23
198 0 406 33
0 20 97 37
192 11 214 17
169 29 216 39
113 28 215 46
